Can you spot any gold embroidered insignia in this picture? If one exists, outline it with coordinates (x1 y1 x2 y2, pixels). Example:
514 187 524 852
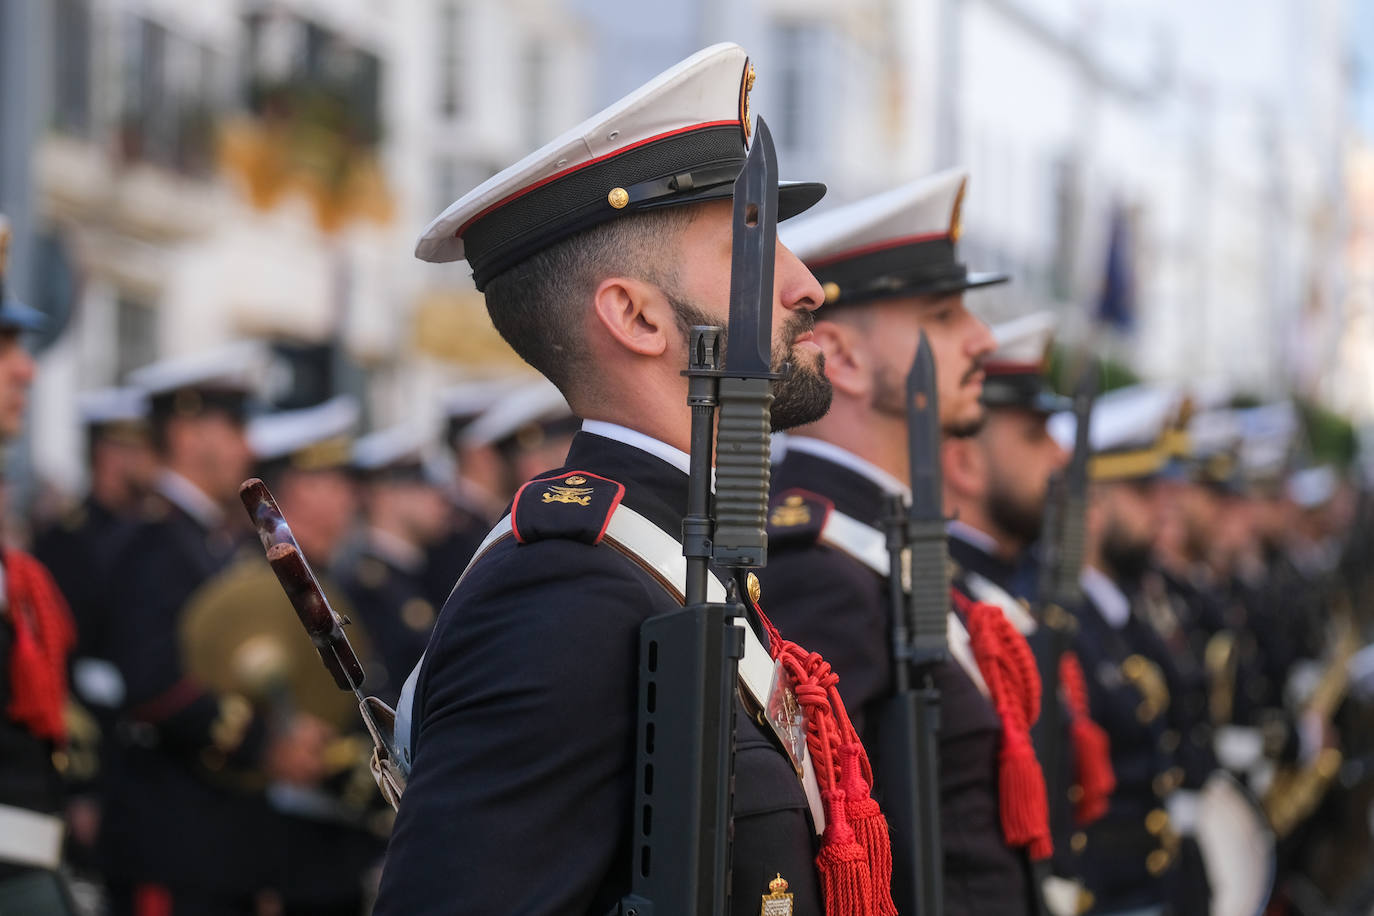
543 475 595 506
760 874 794 916
740 61 755 142
768 495 810 528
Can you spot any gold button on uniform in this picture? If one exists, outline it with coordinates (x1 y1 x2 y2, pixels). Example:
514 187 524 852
1146 849 1172 876
747 572 762 606
1070 832 1087 853
1145 809 1170 835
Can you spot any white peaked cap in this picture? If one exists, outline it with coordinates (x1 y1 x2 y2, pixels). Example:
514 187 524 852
416 43 823 287
248 395 360 463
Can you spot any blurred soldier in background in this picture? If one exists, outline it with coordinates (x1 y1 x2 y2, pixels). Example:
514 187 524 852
421 379 577 607
341 424 451 703
1054 386 1194 916
180 395 386 915
760 172 1056 916
0 215 80 913
31 386 155 891
99 345 334 916
942 312 1116 915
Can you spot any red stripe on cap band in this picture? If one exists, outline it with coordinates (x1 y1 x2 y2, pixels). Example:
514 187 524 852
455 119 744 239
805 231 950 269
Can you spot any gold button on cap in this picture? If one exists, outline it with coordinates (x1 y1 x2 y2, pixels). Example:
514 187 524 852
607 187 630 209
822 281 841 303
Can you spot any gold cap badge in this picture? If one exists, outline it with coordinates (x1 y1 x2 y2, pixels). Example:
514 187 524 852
821 281 841 304
740 61 756 142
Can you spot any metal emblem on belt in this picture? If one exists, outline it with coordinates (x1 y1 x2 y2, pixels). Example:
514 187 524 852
760 874 794 915
765 662 807 777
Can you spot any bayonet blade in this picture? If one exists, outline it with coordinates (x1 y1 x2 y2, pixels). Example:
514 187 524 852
724 117 778 379
905 331 949 659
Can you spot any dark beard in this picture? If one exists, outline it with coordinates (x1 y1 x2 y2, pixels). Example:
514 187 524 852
986 476 1044 548
669 296 832 431
1102 521 1153 586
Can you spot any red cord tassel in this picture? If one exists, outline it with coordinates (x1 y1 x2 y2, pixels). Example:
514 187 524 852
840 742 897 916
1059 652 1116 825
817 789 874 916
5 551 74 742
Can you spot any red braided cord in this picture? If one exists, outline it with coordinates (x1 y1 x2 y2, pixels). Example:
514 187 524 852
5 550 75 742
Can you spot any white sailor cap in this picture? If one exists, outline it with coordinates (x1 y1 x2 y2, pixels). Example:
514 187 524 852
248 395 359 472
77 386 149 428
1236 402 1300 487
460 379 576 451
1185 408 1244 490
415 43 824 287
128 341 267 421
781 168 1008 309
980 311 1067 415
441 377 522 445
1049 384 1182 482
353 423 443 483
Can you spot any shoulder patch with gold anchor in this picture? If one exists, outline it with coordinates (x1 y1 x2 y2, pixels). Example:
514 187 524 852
766 488 832 546
510 471 626 546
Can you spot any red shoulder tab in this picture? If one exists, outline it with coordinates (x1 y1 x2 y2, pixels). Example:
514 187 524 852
510 471 626 546
766 488 832 544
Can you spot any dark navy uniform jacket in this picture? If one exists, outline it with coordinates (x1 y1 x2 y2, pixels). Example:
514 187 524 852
422 503 491 610
33 495 132 666
947 532 1085 887
758 445 1037 916
375 431 824 916
339 536 438 705
100 482 274 897
1071 572 1177 913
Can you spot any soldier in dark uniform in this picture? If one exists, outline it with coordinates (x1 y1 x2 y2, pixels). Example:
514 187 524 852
375 44 890 915
0 214 80 913
100 345 341 916
758 172 1054 916
341 425 453 703
182 395 386 915
419 380 511 607
31 387 155 879
1053 386 1190 916
942 312 1115 915
421 379 577 607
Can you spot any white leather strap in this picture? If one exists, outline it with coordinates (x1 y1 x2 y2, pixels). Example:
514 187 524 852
819 509 989 696
0 805 63 870
399 505 827 832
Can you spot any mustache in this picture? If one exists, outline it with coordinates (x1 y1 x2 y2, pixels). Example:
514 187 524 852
782 310 816 348
961 353 987 385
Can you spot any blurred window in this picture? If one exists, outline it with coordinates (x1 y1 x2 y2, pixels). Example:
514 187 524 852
438 1 466 119
118 15 220 175
52 0 93 137
115 298 158 382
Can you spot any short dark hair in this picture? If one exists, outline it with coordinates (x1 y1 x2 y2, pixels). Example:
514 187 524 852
481 207 693 398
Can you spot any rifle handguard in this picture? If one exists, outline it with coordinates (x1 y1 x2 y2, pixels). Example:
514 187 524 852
907 521 949 661
712 376 773 568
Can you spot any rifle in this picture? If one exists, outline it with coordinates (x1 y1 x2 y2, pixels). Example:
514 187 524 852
877 330 947 916
1032 364 1096 850
618 115 782 916
238 478 407 808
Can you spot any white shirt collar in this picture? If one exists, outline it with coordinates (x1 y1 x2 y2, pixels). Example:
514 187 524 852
581 420 692 477
1080 565 1131 629
947 519 1000 555
157 469 224 529
783 436 910 499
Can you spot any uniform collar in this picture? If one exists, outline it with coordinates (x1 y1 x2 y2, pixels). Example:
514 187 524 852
581 420 691 477
1080 565 1130 629
783 436 910 499
947 522 1021 593
534 430 692 538
156 469 224 530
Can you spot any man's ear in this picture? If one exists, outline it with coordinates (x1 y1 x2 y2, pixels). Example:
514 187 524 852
941 437 985 501
591 277 671 358
814 319 869 399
